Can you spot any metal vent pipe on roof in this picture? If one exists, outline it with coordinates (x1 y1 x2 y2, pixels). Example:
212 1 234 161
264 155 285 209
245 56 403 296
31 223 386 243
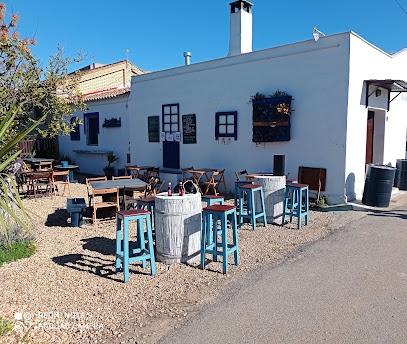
183 52 191 66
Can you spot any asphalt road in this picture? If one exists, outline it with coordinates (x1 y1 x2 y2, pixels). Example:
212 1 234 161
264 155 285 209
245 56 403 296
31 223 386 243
160 200 407 344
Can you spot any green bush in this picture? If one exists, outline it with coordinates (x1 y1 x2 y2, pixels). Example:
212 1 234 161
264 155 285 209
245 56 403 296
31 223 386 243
0 242 36 268
0 317 12 336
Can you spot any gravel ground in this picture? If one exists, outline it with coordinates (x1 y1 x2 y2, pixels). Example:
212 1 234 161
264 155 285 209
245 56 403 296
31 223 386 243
0 183 365 344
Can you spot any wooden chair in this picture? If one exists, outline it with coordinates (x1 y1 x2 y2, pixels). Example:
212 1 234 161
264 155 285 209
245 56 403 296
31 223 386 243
52 171 70 196
86 176 107 206
112 176 132 180
156 180 165 194
125 166 140 178
145 177 160 197
123 186 146 210
203 171 220 196
27 171 53 199
181 166 194 182
39 161 52 170
214 169 226 192
235 169 248 181
91 187 120 225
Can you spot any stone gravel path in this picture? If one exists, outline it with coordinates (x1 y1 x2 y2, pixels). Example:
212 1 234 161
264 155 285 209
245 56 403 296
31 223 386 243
0 183 376 344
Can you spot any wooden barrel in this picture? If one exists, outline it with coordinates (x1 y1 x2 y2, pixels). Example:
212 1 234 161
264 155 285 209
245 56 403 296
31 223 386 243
155 192 202 264
254 176 285 224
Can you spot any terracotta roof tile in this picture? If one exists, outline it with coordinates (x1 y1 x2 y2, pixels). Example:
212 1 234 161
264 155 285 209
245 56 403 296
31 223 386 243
67 86 130 103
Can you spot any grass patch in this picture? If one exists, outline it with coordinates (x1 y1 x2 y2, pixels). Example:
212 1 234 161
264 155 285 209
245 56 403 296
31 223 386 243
0 317 12 336
0 242 36 268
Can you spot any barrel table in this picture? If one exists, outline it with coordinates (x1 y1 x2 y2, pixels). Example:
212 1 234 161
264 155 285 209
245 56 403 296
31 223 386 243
254 176 285 224
155 192 202 264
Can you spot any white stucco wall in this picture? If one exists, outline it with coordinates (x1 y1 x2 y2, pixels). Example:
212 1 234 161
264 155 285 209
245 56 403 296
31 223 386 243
346 33 407 200
129 33 351 203
59 96 130 176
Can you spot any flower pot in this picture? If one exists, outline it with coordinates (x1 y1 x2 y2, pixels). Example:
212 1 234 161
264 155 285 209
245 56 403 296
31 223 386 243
61 161 68 167
103 167 114 180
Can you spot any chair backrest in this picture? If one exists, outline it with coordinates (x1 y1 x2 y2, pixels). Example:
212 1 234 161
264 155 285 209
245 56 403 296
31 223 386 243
235 169 248 181
30 171 52 180
181 166 194 181
86 176 107 187
112 176 132 180
146 177 160 196
52 171 69 182
92 187 119 197
207 170 220 183
39 161 52 170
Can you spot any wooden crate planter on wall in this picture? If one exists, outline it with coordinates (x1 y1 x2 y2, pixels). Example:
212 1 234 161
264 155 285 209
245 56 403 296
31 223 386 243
252 96 292 143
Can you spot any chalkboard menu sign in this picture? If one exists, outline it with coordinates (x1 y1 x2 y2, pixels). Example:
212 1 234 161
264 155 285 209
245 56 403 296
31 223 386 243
182 114 196 144
148 116 160 142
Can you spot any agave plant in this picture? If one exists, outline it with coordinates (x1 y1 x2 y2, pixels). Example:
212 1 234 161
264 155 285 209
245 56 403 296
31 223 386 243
0 103 46 244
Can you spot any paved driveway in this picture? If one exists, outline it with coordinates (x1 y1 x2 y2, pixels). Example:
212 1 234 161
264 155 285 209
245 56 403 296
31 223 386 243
160 199 407 344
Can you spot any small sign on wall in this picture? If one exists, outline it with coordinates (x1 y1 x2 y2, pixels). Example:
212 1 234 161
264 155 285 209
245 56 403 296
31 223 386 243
174 132 181 142
160 132 165 142
148 116 160 142
182 114 197 144
166 133 174 141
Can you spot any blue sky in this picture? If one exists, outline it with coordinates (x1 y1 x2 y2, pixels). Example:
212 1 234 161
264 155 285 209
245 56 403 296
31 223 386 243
5 0 407 72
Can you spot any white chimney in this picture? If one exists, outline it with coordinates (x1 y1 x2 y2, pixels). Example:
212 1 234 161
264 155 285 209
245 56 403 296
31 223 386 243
184 51 191 66
228 1 253 57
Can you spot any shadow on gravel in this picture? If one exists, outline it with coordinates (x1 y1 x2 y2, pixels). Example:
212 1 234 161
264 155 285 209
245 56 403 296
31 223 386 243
45 209 70 227
82 237 116 255
52 253 151 282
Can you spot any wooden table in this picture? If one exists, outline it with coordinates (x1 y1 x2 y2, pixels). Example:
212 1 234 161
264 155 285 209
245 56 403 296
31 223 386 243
23 158 54 164
125 166 156 179
54 165 79 183
90 178 147 190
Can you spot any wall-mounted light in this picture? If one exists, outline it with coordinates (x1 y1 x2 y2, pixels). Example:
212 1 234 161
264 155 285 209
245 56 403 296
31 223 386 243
375 88 382 97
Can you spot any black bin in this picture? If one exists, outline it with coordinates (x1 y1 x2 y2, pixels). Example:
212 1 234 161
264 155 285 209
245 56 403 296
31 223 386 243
362 164 396 207
395 159 407 190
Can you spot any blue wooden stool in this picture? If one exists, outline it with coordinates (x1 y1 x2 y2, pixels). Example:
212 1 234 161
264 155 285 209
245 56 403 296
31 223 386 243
201 195 224 206
201 205 239 274
282 183 309 229
237 184 267 230
66 198 86 227
115 209 156 282
136 196 156 217
234 181 253 207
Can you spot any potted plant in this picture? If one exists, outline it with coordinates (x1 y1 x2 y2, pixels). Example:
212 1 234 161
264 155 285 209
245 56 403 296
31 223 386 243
103 153 118 179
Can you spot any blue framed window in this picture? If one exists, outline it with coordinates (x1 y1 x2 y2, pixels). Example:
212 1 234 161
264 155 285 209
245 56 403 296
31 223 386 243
70 117 80 141
162 104 179 133
84 112 99 145
215 111 237 140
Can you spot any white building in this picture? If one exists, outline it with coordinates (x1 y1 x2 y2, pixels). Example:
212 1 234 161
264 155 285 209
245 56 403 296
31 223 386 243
61 1 407 204
127 0 407 204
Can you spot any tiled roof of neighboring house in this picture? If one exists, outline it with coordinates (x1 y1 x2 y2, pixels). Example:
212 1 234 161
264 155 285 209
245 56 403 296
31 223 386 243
70 60 149 76
67 86 130 103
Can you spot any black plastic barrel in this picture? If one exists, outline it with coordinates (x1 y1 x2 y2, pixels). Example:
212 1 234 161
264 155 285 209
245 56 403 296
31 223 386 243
362 164 396 207
396 159 407 190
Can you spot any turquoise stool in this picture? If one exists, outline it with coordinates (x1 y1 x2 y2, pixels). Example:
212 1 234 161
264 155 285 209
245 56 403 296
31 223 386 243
234 181 253 207
201 195 225 245
137 196 155 220
115 209 156 282
286 178 298 184
282 183 309 229
237 184 267 230
201 205 239 274
201 195 224 206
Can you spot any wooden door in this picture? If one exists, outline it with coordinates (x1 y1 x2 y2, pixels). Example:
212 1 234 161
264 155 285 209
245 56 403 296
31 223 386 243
162 104 180 169
365 111 374 165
